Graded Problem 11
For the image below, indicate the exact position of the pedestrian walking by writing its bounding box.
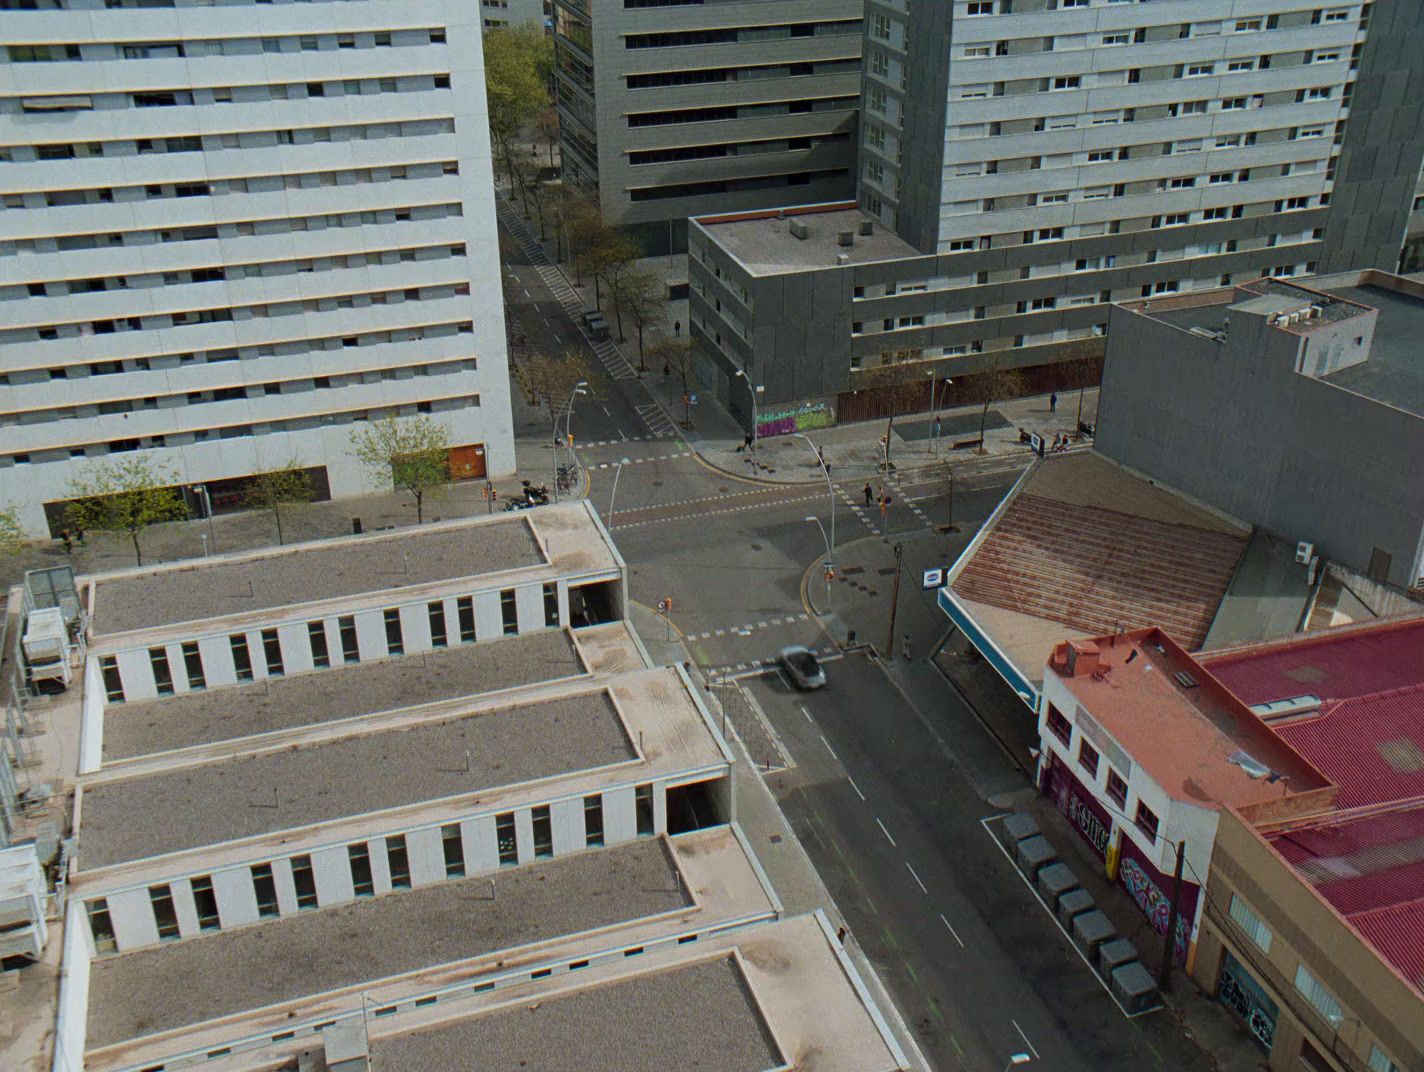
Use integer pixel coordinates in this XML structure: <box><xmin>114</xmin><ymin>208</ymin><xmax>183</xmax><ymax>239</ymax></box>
<box><xmin>863</xmin><ymin>483</ymin><xmax>873</xmax><ymax>507</ymax></box>
<box><xmin>901</xmin><ymin>634</ymin><xmax>913</xmax><ymax>661</ymax></box>
<box><xmin>75</xmin><ymin>527</ymin><xmax>86</xmax><ymax>545</ymax></box>
<box><xmin>1050</xmin><ymin>391</ymin><xmax>1058</xmax><ymax>413</ymax></box>
<box><xmin>836</xmin><ymin>926</ymin><xmax>847</xmax><ymax>944</ymax></box>
<box><xmin>673</xmin><ymin>320</ymin><xmax>682</xmax><ymax>337</ymax></box>
<box><xmin>60</xmin><ymin>529</ymin><xmax>73</xmax><ymax>554</ymax></box>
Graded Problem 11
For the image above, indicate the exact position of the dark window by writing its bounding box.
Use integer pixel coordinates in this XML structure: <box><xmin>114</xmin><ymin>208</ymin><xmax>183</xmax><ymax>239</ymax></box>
<box><xmin>1106</xmin><ymin>769</ymin><xmax>1128</xmax><ymax>808</ymax></box>
<box><xmin>291</xmin><ymin>855</ymin><xmax>318</xmax><ymax>909</ymax></box>
<box><xmin>229</xmin><ymin>634</ymin><xmax>253</xmax><ymax>681</ymax></box>
<box><xmin>496</xmin><ymin>812</ymin><xmax>518</xmax><ymax>865</ymax></box>
<box><xmin>1135</xmin><ymin>802</ymin><xmax>1159</xmax><ymax>842</ymax></box>
<box><xmin>441</xmin><ymin>823</ymin><xmax>465</xmax><ymax>878</ymax></box>
<box><xmin>149</xmin><ymin>646</ymin><xmax>174</xmax><ymax>696</ymax></box>
<box><xmin>100</xmin><ymin>655</ymin><xmax>125</xmax><ymax>703</ymax></box>
<box><xmin>261</xmin><ymin>628</ymin><xmax>284</xmax><ymax>676</ymax></box>
<box><xmin>251</xmin><ymin>864</ymin><xmax>279</xmax><ymax>917</ymax></box>
<box><xmin>181</xmin><ymin>640</ymin><xmax>205</xmax><ymax>690</ymax></box>
<box><xmin>339</xmin><ymin>615</ymin><xmax>360</xmax><ymax>663</ymax></box>
<box><xmin>386</xmin><ymin>835</ymin><xmax>411</xmax><ymax>889</ymax></box>
<box><xmin>191</xmin><ymin>875</ymin><xmax>220</xmax><ymax>931</ymax></box>
<box><xmin>149</xmin><ymin>885</ymin><xmax>180</xmax><ymax>939</ymax></box>
<box><xmin>1046</xmin><ymin>703</ymin><xmax>1071</xmax><ymax>744</ymax></box>
<box><xmin>457</xmin><ymin>596</ymin><xmax>476</xmax><ymax>642</ymax></box>
<box><xmin>307</xmin><ymin>621</ymin><xmax>330</xmax><ymax>668</ymax></box>
<box><xmin>383</xmin><ymin>608</ymin><xmax>404</xmax><ymax>655</ymax></box>
<box><xmin>543</xmin><ymin>582</ymin><xmax>559</xmax><ymax>627</ymax></box>
<box><xmin>532</xmin><ymin>805</ymin><xmax>553</xmax><ymax>858</ymax></box>
<box><xmin>1078</xmin><ymin>740</ymin><xmax>1100</xmax><ymax>778</ymax></box>
<box><xmin>584</xmin><ymin>794</ymin><xmax>604</xmax><ymax>847</ymax></box>
<box><xmin>348</xmin><ymin>843</ymin><xmax>375</xmax><ymax>896</ymax></box>
<box><xmin>500</xmin><ymin>589</ymin><xmax>518</xmax><ymax>635</ymax></box>
<box><xmin>428</xmin><ymin>601</ymin><xmax>448</xmax><ymax>648</ymax></box>
<box><xmin>87</xmin><ymin>898</ymin><xmax>117</xmax><ymax>953</ymax></box>
<box><xmin>635</xmin><ymin>784</ymin><xmax>655</xmax><ymax>836</ymax></box>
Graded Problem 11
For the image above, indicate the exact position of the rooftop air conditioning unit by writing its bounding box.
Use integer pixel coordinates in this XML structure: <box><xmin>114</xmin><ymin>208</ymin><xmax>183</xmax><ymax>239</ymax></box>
<box><xmin>1295</xmin><ymin>541</ymin><xmax>1314</xmax><ymax>564</ymax></box>
<box><xmin>836</xmin><ymin>253</ymin><xmax>851</xmax><ymax>265</ymax></box>
<box><xmin>789</xmin><ymin>219</ymin><xmax>810</xmax><ymax>240</ymax></box>
<box><xmin>837</xmin><ymin>230</ymin><xmax>855</xmax><ymax>247</ymax></box>
<box><xmin>858</xmin><ymin>219</ymin><xmax>874</xmax><ymax>236</ymax></box>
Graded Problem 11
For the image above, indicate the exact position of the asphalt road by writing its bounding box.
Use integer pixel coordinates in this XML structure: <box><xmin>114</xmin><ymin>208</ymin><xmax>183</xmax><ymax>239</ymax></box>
<box><xmin>744</xmin><ymin>656</ymin><xmax>1218</xmax><ymax>1072</ymax></box>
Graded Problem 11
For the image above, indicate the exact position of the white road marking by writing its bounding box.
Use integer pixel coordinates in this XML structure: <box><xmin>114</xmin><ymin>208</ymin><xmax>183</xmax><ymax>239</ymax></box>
<box><xmin>906</xmin><ymin>862</ymin><xmax>928</xmax><ymax>894</ymax></box>
<box><xmin>847</xmin><ymin>775</ymin><xmax>866</xmax><ymax>801</ymax></box>
<box><xmin>799</xmin><ymin>704</ymin><xmax>813</xmax><ymax>724</ymax></box>
<box><xmin>819</xmin><ymin>734</ymin><xmax>837</xmax><ymax>761</ymax></box>
<box><xmin>602</xmin><ymin>406</ymin><xmax>611</xmax><ymax>417</ymax></box>
<box><xmin>876</xmin><ymin>818</ymin><xmax>896</xmax><ymax>847</ymax></box>
<box><xmin>940</xmin><ymin>913</ymin><xmax>965</xmax><ymax>949</ymax></box>
<box><xmin>1012</xmin><ymin>1019</ymin><xmax>1040</xmax><ymax>1060</ymax></box>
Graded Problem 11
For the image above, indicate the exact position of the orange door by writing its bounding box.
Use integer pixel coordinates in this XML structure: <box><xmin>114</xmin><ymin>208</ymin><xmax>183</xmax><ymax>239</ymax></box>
<box><xmin>448</xmin><ymin>444</ymin><xmax>486</xmax><ymax>481</ymax></box>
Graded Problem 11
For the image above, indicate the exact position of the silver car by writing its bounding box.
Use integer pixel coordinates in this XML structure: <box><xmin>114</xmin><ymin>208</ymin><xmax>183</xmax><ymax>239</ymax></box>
<box><xmin>778</xmin><ymin>646</ymin><xmax>827</xmax><ymax>690</ymax></box>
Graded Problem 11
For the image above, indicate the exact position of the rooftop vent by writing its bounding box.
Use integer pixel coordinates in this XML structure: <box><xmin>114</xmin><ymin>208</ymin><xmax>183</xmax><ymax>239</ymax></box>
<box><xmin>1249</xmin><ymin>694</ymin><xmax>1322</xmax><ymax>722</ymax></box>
<box><xmin>789</xmin><ymin>219</ymin><xmax>810</xmax><ymax>240</ymax></box>
<box><xmin>837</xmin><ymin>230</ymin><xmax>855</xmax><ymax>247</ymax></box>
<box><xmin>1173</xmin><ymin>670</ymin><xmax>1199</xmax><ymax>689</ymax></box>
<box><xmin>836</xmin><ymin>253</ymin><xmax>850</xmax><ymax>266</ymax></box>
<box><xmin>1227</xmin><ymin>750</ymin><xmax>1271</xmax><ymax>779</ymax></box>
<box><xmin>858</xmin><ymin>219</ymin><xmax>874</xmax><ymax>236</ymax></box>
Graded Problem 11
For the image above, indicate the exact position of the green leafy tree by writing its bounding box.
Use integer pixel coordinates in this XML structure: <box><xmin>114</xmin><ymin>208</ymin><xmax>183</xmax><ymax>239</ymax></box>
<box><xmin>243</xmin><ymin>459</ymin><xmax>314</xmax><ymax>545</ymax></box>
<box><xmin>64</xmin><ymin>457</ymin><xmax>186</xmax><ymax>565</ymax></box>
<box><xmin>0</xmin><ymin>507</ymin><xmax>26</xmax><ymax>557</ymax></box>
<box><xmin>483</xmin><ymin>25</ymin><xmax>552</xmax><ymax>187</ymax></box>
<box><xmin>352</xmin><ymin>416</ymin><xmax>450</xmax><ymax>523</ymax></box>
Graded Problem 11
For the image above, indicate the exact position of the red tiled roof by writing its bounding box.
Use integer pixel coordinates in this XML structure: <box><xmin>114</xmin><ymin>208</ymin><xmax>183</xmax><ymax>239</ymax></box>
<box><xmin>1348</xmin><ymin>900</ymin><xmax>1424</xmax><ymax>993</ymax></box>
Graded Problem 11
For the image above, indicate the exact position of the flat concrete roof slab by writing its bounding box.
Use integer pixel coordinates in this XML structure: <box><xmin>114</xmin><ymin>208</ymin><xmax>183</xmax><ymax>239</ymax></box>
<box><xmin>698</xmin><ymin>207</ymin><xmax>920</xmax><ymax>276</ymax></box>
<box><xmin>86</xmin><ymin>838</ymin><xmax>689</xmax><ymax>1052</ymax></box>
<box><xmin>90</xmin><ymin>517</ymin><xmax>545</xmax><ymax>637</ymax></box>
<box><xmin>102</xmin><ymin>629</ymin><xmax>584</xmax><ymax>761</ymax></box>
<box><xmin>80</xmin><ymin>690</ymin><xmax>632</xmax><ymax>870</ymax></box>
<box><xmin>371</xmin><ymin>954</ymin><xmax>781</xmax><ymax>1072</ymax></box>
<box><xmin>1319</xmin><ymin>283</ymin><xmax>1424</xmax><ymax>416</ymax></box>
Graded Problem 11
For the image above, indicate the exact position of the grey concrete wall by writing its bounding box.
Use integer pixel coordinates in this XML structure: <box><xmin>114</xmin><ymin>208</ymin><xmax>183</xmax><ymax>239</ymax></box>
<box><xmin>1316</xmin><ymin>0</ymin><xmax>1424</xmax><ymax>274</ymax></box>
<box><xmin>1096</xmin><ymin>305</ymin><xmax>1423</xmax><ymax>589</ymax></box>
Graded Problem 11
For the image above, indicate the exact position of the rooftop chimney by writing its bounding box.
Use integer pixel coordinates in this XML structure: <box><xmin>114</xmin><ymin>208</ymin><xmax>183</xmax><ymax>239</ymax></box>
<box><xmin>858</xmin><ymin>219</ymin><xmax>874</xmax><ymax>236</ymax></box>
<box><xmin>837</xmin><ymin>230</ymin><xmax>855</xmax><ymax>247</ymax></box>
<box><xmin>1065</xmin><ymin>640</ymin><xmax>1101</xmax><ymax>677</ymax></box>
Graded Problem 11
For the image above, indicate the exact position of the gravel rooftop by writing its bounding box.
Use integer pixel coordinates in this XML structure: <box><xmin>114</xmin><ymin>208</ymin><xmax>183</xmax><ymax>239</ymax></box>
<box><xmin>102</xmin><ymin>629</ymin><xmax>583</xmax><ymax>760</ymax></box>
<box><xmin>371</xmin><ymin>954</ymin><xmax>782</xmax><ymax>1072</ymax></box>
<box><xmin>80</xmin><ymin>690</ymin><xmax>631</xmax><ymax>870</ymax></box>
<box><xmin>90</xmin><ymin>518</ymin><xmax>544</xmax><ymax>636</ymax></box>
<box><xmin>86</xmin><ymin>838</ymin><xmax>688</xmax><ymax>1051</ymax></box>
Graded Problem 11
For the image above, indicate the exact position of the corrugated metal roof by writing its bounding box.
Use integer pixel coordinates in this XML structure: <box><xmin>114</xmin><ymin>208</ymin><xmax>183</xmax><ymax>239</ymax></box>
<box><xmin>1345</xmin><ymin>900</ymin><xmax>1424</xmax><ymax>993</ymax></box>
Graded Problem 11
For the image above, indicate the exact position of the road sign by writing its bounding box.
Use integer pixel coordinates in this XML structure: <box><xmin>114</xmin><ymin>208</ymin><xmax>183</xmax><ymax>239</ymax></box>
<box><xmin>922</xmin><ymin>567</ymin><xmax>945</xmax><ymax>590</ymax></box>
<box><xmin>689</xmin><ymin>393</ymin><xmax>698</xmax><ymax>405</ymax></box>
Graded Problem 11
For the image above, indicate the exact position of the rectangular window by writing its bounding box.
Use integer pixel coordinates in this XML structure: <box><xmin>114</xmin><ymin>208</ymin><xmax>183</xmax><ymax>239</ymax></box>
<box><xmin>1369</xmin><ymin>1045</ymin><xmax>1401</xmax><ymax>1072</ymax></box>
<box><xmin>383</xmin><ymin>608</ymin><xmax>404</xmax><ymax>656</ymax></box>
<box><xmin>181</xmin><ymin>641</ymin><xmax>205</xmax><ymax>690</ymax></box>
<box><xmin>1135</xmin><ymin>801</ymin><xmax>1160</xmax><ymax>842</ymax></box>
<box><xmin>1051</xmin><ymin>76</ymin><xmax>1081</xmax><ymax>91</ymax></box>
<box><xmin>87</xmin><ymin>899</ymin><xmax>117</xmax><ymax>953</ymax></box>
<box><xmin>442</xmin><ymin>823</ymin><xmax>466</xmax><ymax>877</ymax></box>
<box><xmin>149</xmin><ymin>647</ymin><xmax>174</xmax><ymax>696</ymax></box>
<box><xmin>428</xmin><ymin>602</ymin><xmax>448</xmax><ymax>648</ymax></box>
<box><xmin>348</xmin><ymin>843</ymin><xmax>375</xmax><ymax>897</ymax></box>
<box><xmin>532</xmin><ymin>805</ymin><xmax>554</xmax><ymax>858</ymax></box>
<box><xmin>339</xmin><ymin>615</ymin><xmax>360</xmax><ymax>663</ymax></box>
<box><xmin>100</xmin><ymin>655</ymin><xmax>125</xmax><ymax>703</ymax></box>
<box><xmin>1078</xmin><ymin>741</ymin><xmax>1100</xmax><ymax>778</ymax></box>
<box><xmin>1229</xmin><ymin>894</ymin><xmax>1273</xmax><ymax>952</ymax></box>
<box><xmin>1106</xmin><ymin>769</ymin><xmax>1128</xmax><ymax>807</ymax></box>
<box><xmin>261</xmin><ymin>628</ymin><xmax>284</xmax><ymax>676</ymax></box>
<box><xmin>1294</xmin><ymin>964</ymin><xmax>1344</xmax><ymax>1025</ymax></box>
<box><xmin>229</xmin><ymin>634</ymin><xmax>254</xmax><ymax>682</ymax></box>
<box><xmin>635</xmin><ymin>784</ymin><xmax>655</xmax><ymax>837</ymax></box>
<box><xmin>543</xmin><ymin>583</ymin><xmax>559</xmax><ymax>628</ymax></box>
<box><xmin>584</xmin><ymin>794</ymin><xmax>605</xmax><ymax>847</ymax></box>
<box><xmin>149</xmin><ymin>885</ymin><xmax>180</xmax><ymax>940</ymax></box>
<box><xmin>386</xmin><ymin>835</ymin><xmax>411</xmax><ymax>889</ymax></box>
<box><xmin>190</xmin><ymin>875</ymin><xmax>221</xmax><ymax>931</ymax></box>
<box><xmin>306</xmin><ymin>621</ymin><xmax>330</xmax><ymax>668</ymax></box>
<box><xmin>496</xmin><ymin>812</ymin><xmax>518</xmax><ymax>865</ymax></box>
<box><xmin>1046</xmin><ymin>704</ymin><xmax>1071</xmax><ymax>744</ymax></box>
<box><xmin>251</xmin><ymin>864</ymin><xmax>279</xmax><ymax>918</ymax></box>
<box><xmin>457</xmin><ymin>596</ymin><xmax>476</xmax><ymax>643</ymax></box>
<box><xmin>291</xmin><ymin>854</ymin><xmax>318</xmax><ymax>909</ymax></box>
<box><xmin>500</xmin><ymin>589</ymin><xmax>518</xmax><ymax>635</ymax></box>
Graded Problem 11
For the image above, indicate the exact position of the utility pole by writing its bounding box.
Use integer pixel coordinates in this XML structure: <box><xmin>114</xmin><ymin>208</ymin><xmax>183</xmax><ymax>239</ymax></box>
<box><xmin>884</xmin><ymin>542</ymin><xmax>904</xmax><ymax>660</ymax></box>
<box><xmin>1158</xmin><ymin>839</ymin><xmax>1187</xmax><ymax>991</ymax></box>
<box><xmin>947</xmin><ymin>466</ymin><xmax>957</xmax><ymax>532</ymax></box>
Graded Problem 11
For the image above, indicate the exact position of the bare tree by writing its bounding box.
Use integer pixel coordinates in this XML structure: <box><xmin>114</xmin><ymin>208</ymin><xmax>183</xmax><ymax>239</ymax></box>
<box><xmin>651</xmin><ymin>338</ymin><xmax>696</xmax><ymax>426</ymax></box>
<box><xmin>523</xmin><ymin>350</ymin><xmax>599</xmax><ymax>440</ymax></box>
<box><xmin>612</xmin><ymin>265</ymin><xmax>663</xmax><ymax>365</ymax></box>
<box><xmin>534</xmin><ymin>106</ymin><xmax>560</xmax><ymax>169</ymax></box>
<box><xmin>974</xmin><ymin>365</ymin><xmax>1029</xmax><ymax>451</ymax></box>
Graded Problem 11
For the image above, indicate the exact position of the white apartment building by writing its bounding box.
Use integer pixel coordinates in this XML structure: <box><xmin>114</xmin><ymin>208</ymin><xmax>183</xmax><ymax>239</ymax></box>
<box><xmin>479</xmin><ymin>0</ymin><xmax>549</xmax><ymax>33</ymax></box>
<box><xmin>0</xmin><ymin>0</ymin><xmax>514</xmax><ymax>537</ymax></box>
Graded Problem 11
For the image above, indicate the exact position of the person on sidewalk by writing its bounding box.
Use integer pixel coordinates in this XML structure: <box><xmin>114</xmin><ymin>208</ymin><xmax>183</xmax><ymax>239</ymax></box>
<box><xmin>901</xmin><ymin>634</ymin><xmax>913</xmax><ymax>662</ymax></box>
<box><xmin>863</xmin><ymin>483</ymin><xmax>873</xmax><ymax>507</ymax></box>
<box><xmin>1050</xmin><ymin>391</ymin><xmax>1058</xmax><ymax>413</ymax></box>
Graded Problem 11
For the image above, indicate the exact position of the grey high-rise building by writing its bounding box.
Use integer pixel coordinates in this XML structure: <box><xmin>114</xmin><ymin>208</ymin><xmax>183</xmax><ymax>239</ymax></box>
<box><xmin>688</xmin><ymin>0</ymin><xmax>1424</xmax><ymax>427</ymax></box>
<box><xmin>552</xmin><ymin>0</ymin><xmax>863</xmax><ymax>255</ymax></box>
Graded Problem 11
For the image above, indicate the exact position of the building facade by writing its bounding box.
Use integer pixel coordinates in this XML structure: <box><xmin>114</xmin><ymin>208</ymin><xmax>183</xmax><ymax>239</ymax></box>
<box><xmin>480</xmin><ymin>0</ymin><xmax>550</xmax><ymax>33</ymax></box>
<box><xmin>552</xmin><ymin>0</ymin><xmax>862</xmax><ymax>255</ymax></box>
<box><xmin>690</xmin><ymin>0</ymin><xmax>1424</xmax><ymax>425</ymax></box>
<box><xmin>0</xmin><ymin>0</ymin><xmax>514</xmax><ymax>537</ymax></box>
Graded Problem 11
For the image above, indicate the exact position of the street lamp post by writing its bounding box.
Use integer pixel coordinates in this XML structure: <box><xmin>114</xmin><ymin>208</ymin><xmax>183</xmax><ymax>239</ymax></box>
<box><xmin>795</xmin><ymin>433</ymin><xmax>835</xmax><ymax>566</ymax></box>
<box><xmin>555</xmin><ymin>380</ymin><xmax>588</xmax><ymax>502</ymax></box>
<box><xmin>734</xmin><ymin>369</ymin><xmax>762</xmax><ymax>471</ymax></box>
<box><xmin>930</xmin><ymin>374</ymin><xmax>954</xmax><ymax>456</ymax></box>
<box><xmin>803</xmin><ymin>516</ymin><xmax>833</xmax><ymax>611</ymax></box>
<box><xmin>607</xmin><ymin>457</ymin><xmax>631</xmax><ymax>527</ymax></box>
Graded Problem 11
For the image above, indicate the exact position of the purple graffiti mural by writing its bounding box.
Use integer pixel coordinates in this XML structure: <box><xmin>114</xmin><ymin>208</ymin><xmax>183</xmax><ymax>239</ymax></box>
<box><xmin>1117</xmin><ymin>838</ymin><xmax>1199</xmax><ymax>965</ymax></box>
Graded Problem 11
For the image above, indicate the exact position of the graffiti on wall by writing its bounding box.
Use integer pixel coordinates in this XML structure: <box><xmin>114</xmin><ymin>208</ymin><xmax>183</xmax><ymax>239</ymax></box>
<box><xmin>755</xmin><ymin>402</ymin><xmax>833</xmax><ymax>439</ymax></box>
<box><xmin>1120</xmin><ymin>856</ymin><xmax>1193</xmax><ymax>965</ymax></box>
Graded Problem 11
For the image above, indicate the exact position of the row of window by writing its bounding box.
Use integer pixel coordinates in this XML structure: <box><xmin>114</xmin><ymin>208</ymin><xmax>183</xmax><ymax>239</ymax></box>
<box><xmin>99</xmin><ymin>587</ymin><xmax>557</xmax><ymax>703</ymax></box>
<box><xmin>11</xmin><ymin>74</ymin><xmax>450</xmax><ymax>115</ymax></box>
<box><xmin>7</xmin><ymin>28</ymin><xmax>445</xmax><ymax>64</ymax></box>
<box><xmin>85</xmin><ymin>788</ymin><xmax>656</xmax><ymax>954</ymax></box>
<box><xmin>624</xmin><ymin>57</ymin><xmax>858</xmax><ymax>90</ymax></box>
<box><xmin>1046</xmin><ymin>703</ymin><xmax>1160</xmax><ymax>841</ymax></box>
<box><xmin>963</xmin><ymin>0</ymin><xmax>1351</xmax><ymax>18</ymax></box>
<box><xmin>958</xmin><ymin>20</ymin><xmax>1353</xmax><ymax>57</ymax></box>
<box><xmin>625</xmin><ymin>20</ymin><xmax>860</xmax><ymax>49</ymax></box>
<box><xmin>625</xmin><ymin>94</ymin><xmax>858</xmax><ymax>128</ymax></box>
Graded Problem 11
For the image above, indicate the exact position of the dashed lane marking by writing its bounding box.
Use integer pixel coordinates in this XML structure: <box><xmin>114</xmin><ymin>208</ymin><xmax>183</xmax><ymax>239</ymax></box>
<box><xmin>940</xmin><ymin>913</ymin><xmax>966</xmax><ymax>949</ymax></box>
<box><xmin>876</xmin><ymin>818</ymin><xmax>897</xmax><ymax>848</ymax></box>
<box><xmin>685</xmin><ymin>613</ymin><xmax>810</xmax><ymax>641</ymax></box>
<box><xmin>906</xmin><ymin>862</ymin><xmax>928</xmax><ymax>894</ymax></box>
<box><xmin>590</xmin><ymin>452</ymin><xmax>691</xmax><ymax>469</ymax></box>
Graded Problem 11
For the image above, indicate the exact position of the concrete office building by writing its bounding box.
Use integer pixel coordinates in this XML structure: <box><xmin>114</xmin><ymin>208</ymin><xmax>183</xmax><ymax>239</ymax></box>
<box><xmin>552</xmin><ymin>0</ymin><xmax>863</xmax><ymax>255</ymax></box>
<box><xmin>1096</xmin><ymin>271</ymin><xmax>1424</xmax><ymax>592</ymax></box>
<box><xmin>0</xmin><ymin>0</ymin><xmax>514</xmax><ymax>537</ymax></box>
<box><xmin>690</xmin><ymin>0</ymin><xmax>1404</xmax><ymax>426</ymax></box>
